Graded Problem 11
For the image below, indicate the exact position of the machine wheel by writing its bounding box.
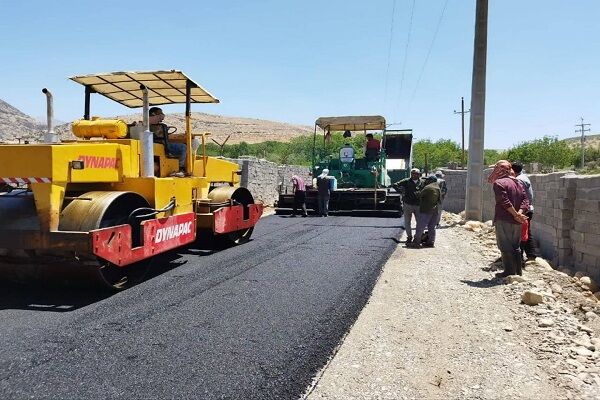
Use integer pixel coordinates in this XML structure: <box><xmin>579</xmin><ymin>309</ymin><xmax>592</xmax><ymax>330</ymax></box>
<box><xmin>208</xmin><ymin>186</ymin><xmax>256</xmax><ymax>246</ymax></box>
<box><xmin>59</xmin><ymin>191</ymin><xmax>153</xmax><ymax>290</ymax></box>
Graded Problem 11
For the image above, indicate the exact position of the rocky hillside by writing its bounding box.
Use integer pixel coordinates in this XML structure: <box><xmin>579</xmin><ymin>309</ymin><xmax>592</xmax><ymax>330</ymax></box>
<box><xmin>564</xmin><ymin>134</ymin><xmax>600</xmax><ymax>149</ymax></box>
<box><xmin>0</xmin><ymin>99</ymin><xmax>44</xmax><ymax>143</ymax></box>
<box><xmin>0</xmin><ymin>97</ymin><xmax>313</xmax><ymax>144</ymax></box>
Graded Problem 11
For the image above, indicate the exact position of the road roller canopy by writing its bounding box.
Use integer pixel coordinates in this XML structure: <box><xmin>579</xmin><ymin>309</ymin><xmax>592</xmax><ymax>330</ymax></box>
<box><xmin>315</xmin><ymin>116</ymin><xmax>386</xmax><ymax>132</ymax></box>
<box><xmin>70</xmin><ymin>70</ymin><xmax>220</xmax><ymax>108</ymax></box>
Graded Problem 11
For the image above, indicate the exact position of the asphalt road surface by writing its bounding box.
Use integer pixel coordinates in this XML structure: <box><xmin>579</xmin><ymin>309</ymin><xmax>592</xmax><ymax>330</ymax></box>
<box><xmin>0</xmin><ymin>215</ymin><xmax>403</xmax><ymax>399</ymax></box>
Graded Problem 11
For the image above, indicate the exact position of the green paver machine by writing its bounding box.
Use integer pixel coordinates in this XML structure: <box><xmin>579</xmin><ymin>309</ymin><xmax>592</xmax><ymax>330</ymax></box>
<box><xmin>277</xmin><ymin>115</ymin><xmax>413</xmax><ymax>216</ymax></box>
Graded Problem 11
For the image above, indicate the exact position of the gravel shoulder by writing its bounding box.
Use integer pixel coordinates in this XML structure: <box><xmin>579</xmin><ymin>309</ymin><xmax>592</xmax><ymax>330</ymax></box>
<box><xmin>306</xmin><ymin>215</ymin><xmax>581</xmax><ymax>400</ymax></box>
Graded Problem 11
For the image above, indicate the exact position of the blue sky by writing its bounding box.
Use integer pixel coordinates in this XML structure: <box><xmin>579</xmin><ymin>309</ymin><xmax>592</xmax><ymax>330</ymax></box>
<box><xmin>1</xmin><ymin>0</ymin><xmax>598</xmax><ymax>149</ymax></box>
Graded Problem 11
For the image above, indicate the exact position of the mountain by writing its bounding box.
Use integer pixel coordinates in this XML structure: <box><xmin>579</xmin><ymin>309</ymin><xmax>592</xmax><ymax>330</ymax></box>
<box><xmin>0</xmin><ymin>98</ymin><xmax>314</xmax><ymax>144</ymax></box>
<box><xmin>0</xmin><ymin>99</ymin><xmax>44</xmax><ymax>143</ymax></box>
<box><xmin>55</xmin><ymin>112</ymin><xmax>313</xmax><ymax>144</ymax></box>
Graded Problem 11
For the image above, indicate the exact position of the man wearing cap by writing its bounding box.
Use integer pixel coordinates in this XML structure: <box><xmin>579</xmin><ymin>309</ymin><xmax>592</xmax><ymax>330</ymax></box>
<box><xmin>393</xmin><ymin>168</ymin><xmax>423</xmax><ymax>243</ymax></box>
<box><xmin>410</xmin><ymin>175</ymin><xmax>442</xmax><ymax>248</ymax></box>
<box><xmin>434</xmin><ymin>170</ymin><xmax>448</xmax><ymax>227</ymax></box>
<box><xmin>316</xmin><ymin>169</ymin><xmax>332</xmax><ymax>217</ymax></box>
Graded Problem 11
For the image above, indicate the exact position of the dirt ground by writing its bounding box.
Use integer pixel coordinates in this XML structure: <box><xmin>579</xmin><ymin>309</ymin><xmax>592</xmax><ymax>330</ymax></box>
<box><xmin>305</xmin><ymin>213</ymin><xmax>600</xmax><ymax>400</ymax></box>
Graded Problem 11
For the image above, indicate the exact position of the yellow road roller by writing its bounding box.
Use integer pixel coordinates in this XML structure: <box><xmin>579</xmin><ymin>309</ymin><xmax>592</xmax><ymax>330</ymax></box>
<box><xmin>0</xmin><ymin>70</ymin><xmax>263</xmax><ymax>290</ymax></box>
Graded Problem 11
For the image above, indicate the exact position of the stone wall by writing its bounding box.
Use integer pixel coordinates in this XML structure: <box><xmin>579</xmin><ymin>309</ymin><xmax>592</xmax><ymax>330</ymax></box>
<box><xmin>231</xmin><ymin>157</ymin><xmax>311</xmax><ymax>206</ymax></box>
<box><xmin>445</xmin><ymin>168</ymin><xmax>600</xmax><ymax>281</ymax></box>
<box><xmin>277</xmin><ymin>164</ymin><xmax>312</xmax><ymax>196</ymax></box>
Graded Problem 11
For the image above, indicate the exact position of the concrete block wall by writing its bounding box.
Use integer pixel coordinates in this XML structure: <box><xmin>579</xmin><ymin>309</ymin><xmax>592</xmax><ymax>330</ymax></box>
<box><xmin>527</xmin><ymin>172</ymin><xmax>576</xmax><ymax>267</ymax></box>
<box><xmin>482</xmin><ymin>168</ymin><xmax>494</xmax><ymax>221</ymax></box>
<box><xmin>570</xmin><ymin>175</ymin><xmax>600</xmax><ymax>279</ymax></box>
<box><xmin>446</xmin><ymin>168</ymin><xmax>600</xmax><ymax>281</ymax></box>
<box><xmin>440</xmin><ymin>169</ymin><xmax>467</xmax><ymax>213</ymax></box>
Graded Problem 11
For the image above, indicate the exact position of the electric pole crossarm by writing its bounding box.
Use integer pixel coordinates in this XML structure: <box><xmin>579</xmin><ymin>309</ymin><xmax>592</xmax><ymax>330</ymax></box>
<box><xmin>575</xmin><ymin>118</ymin><xmax>591</xmax><ymax>169</ymax></box>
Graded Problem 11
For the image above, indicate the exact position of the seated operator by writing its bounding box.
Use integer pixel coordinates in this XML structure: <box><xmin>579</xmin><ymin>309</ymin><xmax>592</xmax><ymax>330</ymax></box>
<box><xmin>149</xmin><ymin>106</ymin><xmax>187</xmax><ymax>172</ymax></box>
<box><xmin>365</xmin><ymin>133</ymin><xmax>381</xmax><ymax>162</ymax></box>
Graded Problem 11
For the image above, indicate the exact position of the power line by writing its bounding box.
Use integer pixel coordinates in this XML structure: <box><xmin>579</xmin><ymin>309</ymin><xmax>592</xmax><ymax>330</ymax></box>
<box><xmin>395</xmin><ymin>0</ymin><xmax>416</xmax><ymax>118</ymax></box>
<box><xmin>383</xmin><ymin>0</ymin><xmax>397</xmax><ymax>108</ymax></box>
<box><xmin>575</xmin><ymin>117</ymin><xmax>591</xmax><ymax>169</ymax></box>
<box><xmin>408</xmin><ymin>0</ymin><xmax>450</xmax><ymax>106</ymax></box>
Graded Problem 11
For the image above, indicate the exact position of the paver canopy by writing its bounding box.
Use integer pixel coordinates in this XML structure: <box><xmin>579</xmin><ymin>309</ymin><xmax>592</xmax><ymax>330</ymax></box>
<box><xmin>315</xmin><ymin>116</ymin><xmax>386</xmax><ymax>132</ymax></box>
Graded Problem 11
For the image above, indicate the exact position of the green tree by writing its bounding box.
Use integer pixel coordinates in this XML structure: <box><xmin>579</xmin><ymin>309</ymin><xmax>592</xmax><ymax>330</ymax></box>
<box><xmin>484</xmin><ymin>149</ymin><xmax>508</xmax><ymax>166</ymax></box>
<box><xmin>506</xmin><ymin>136</ymin><xmax>577</xmax><ymax>168</ymax></box>
<box><xmin>411</xmin><ymin>139</ymin><xmax>461</xmax><ymax>172</ymax></box>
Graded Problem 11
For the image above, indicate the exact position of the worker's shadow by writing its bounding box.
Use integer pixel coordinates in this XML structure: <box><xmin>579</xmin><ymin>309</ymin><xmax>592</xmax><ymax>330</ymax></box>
<box><xmin>460</xmin><ymin>278</ymin><xmax>504</xmax><ymax>288</ymax></box>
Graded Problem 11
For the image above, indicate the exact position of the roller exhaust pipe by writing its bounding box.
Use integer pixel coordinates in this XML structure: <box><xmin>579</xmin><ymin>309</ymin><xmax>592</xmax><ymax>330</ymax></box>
<box><xmin>140</xmin><ymin>85</ymin><xmax>154</xmax><ymax>177</ymax></box>
<box><xmin>41</xmin><ymin>88</ymin><xmax>59</xmax><ymax>143</ymax></box>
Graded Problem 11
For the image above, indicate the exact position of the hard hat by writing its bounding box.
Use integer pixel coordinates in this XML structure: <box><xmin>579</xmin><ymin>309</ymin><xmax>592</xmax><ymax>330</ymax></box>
<box><xmin>410</xmin><ymin>168</ymin><xmax>421</xmax><ymax>174</ymax></box>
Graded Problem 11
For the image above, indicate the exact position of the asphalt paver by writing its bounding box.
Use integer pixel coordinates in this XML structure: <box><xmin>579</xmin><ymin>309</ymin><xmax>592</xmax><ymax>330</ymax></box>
<box><xmin>0</xmin><ymin>215</ymin><xmax>402</xmax><ymax>399</ymax></box>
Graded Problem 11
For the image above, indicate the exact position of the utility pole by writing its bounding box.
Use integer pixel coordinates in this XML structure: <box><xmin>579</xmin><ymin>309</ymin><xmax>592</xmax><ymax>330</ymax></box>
<box><xmin>454</xmin><ymin>97</ymin><xmax>470</xmax><ymax>169</ymax></box>
<box><xmin>575</xmin><ymin>117</ymin><xmax>591</xmax><ymax>169</ymax></box>
<box><xmin>465</xmin><ymin>0</ymin><xmax>488</xmax><ymax>221</ymax></box>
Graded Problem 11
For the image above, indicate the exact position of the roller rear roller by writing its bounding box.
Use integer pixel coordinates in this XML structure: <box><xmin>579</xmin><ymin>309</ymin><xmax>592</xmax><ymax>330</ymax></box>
<box><xmin>0</xmin><ymin>191</ymin><xmax>153</xmax><ymax>291</ymax></box>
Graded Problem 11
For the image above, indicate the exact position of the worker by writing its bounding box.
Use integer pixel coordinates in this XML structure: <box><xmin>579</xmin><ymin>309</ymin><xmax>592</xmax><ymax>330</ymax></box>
<box><xmin>291</xmin><ymin>175</ymin><xmax>308</xmax><ymax>217</ymax></box>
<box><xmin>489</xmin><ymin>160</ymin><xmax>529</xmax><ymax>277</ymax></box>
<box><xmin>512</xmin><ymin>162</ymin><xmax>537</xmax><ymax>261</ymax></box>
<box><xmin>149</xmin><ymin>107</ymin><xmax>187</xmax><ymax>173</ymax></box>
<box><xmin>434</xmin><ymin>170</ymin><xmax>447</xmax><ymax>227</ymax></box>
<box><xmin>409</xmin><ymin>175</ymin><xmax>441</xmax><ymax>248</ymax></box>
<box><xmin>393</xmin><ymin>168</ymin><xmax>423</xmax><ymax>243</ymax></box>
<box><xmin>316</xmin><ymin>169</ymin><xmax>331</xmax><ymax>217</ymax></box>
<box><xmin>365</xmin><ymin>133</ymin><xmax>380</xmax><ymax>161</ymax></box>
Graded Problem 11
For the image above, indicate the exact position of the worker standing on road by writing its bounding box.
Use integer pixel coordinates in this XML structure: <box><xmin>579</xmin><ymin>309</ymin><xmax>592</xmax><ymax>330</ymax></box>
<box><xmin>409</xmin><ymin>175</ymin><xmax>441</xmax><ymax>248</ymax></box>
<box><xmin>489</xmin><ymin>160</ymin><xmax>529</xmax><ymax>277</ymax></box>
<box><xmin>393</xmin><ymin>168</ymin><xmax>423</xmax><ymax>243</ymax></box>
<box><xmin>512</xmin><ymin>162</ymin><xmax>538</xmax><ymax>261</ymax></box>
<box><xmin>291</xmin><ymin>175</ymin><xmax>308</xmax><ymax>218</ymax></box>
<box><xmin>316</xmin><ymin>169</ymin><xmax>331</xmax><ymax>217</ymax></box>
<box><xmin>434</xmin><ymin>170</ymin><xmax>447</xmax><ymax>227</ymax></box>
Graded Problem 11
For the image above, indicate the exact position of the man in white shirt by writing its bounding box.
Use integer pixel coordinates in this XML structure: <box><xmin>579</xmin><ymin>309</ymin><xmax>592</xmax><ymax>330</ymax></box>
<box><xmin>512</xmin><ymin>162</ymin><xmax>537</xmax><ymax>260</ymax></box>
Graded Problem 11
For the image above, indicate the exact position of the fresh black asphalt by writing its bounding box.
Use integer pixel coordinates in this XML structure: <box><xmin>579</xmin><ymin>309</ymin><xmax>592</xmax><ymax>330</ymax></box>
<box><xmin>0</xmin><ymin>215</ymin><xmax>403</xmax><ymax>399</ymax></box>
